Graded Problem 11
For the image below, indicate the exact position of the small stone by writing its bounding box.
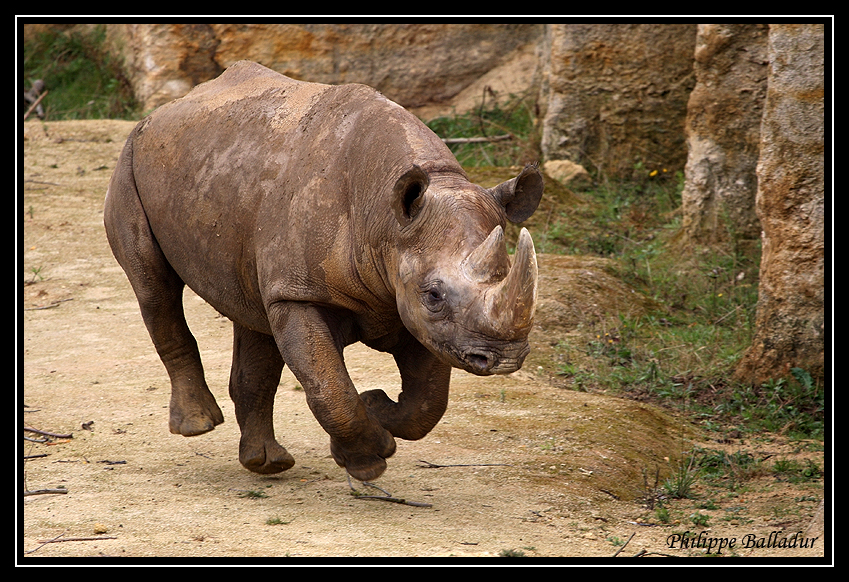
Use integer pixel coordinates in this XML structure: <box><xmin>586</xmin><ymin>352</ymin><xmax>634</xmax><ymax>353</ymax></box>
<box><xmin>543</xmin><ymin>159</ymin><xmax>592</xmax><ymax>189</ymax></box>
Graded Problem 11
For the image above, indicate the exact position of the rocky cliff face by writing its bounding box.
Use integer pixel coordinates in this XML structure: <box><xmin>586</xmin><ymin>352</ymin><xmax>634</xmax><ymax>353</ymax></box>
<box><xmin>104</xmin><ymin>23</ymin><xmax>544</xmax><ymax>113</ymax></box>
<box><xmin>680</xmin><ymin>24</ymin><xmax>769</xmax><ymax>245</ymax></box>
<box><xmin>734</xmin><ymin>23</ymin><xmax>825</xmax><ymax>383</ymax></box>
<box><xmin>539</xmin><ymin>23</ymin><xmax>697</xmax><ymax>179</ymax></box>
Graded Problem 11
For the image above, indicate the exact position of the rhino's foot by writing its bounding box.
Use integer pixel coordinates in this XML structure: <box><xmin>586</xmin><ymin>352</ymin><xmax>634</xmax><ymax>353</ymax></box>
<box><xmin>360</xmin><ymin>389</ymin><xmax>437</xmax><ymax>441</ymax></box>
<box><xmin>239</xmin><ymin>439</ymin><xmax>296</xmax><ymax>474</ymax></box>
<box><xmin>359</xmin><ymin>389</ymin><xmax>395</xmax><ymax>422</ymax></box>
<box><xmin>169</xmin><ymin>393</ymin><xmax>225</xmax><ymax>436</ymax></box>
<box><xmin>329</xmin><ymin>430</ymin><xmax>396</xmax><ymax>482</ymax></box>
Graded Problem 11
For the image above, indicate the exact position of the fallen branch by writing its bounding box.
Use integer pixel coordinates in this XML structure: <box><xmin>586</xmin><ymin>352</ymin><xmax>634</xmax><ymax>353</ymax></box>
<box><xmin>24</xmin><ymin>488</ymin><xmax>68</xmax><ymax>497</ymax></box>
<box><xmin>23</xmin><ymin>89</ymin><xmax>48</xmax><ymax>121</ymax></box>
<box><xmin>25</xmin><ymin>530</ymin><xmax>68</xmax><ymax>554</ymax></box>
<box><xmin>37</xmin><ymin>536</ymin><xmax>117</xmax><ymax>544</ymax></box>
<box><xmin>24</xmin><ymin>298</ymin><xmax>74</xmax><ymax>311</ymax></box>
<box><xmin>441</xmin><ymin>134</ymin><xmax>512</xmax><ymax>144</ymax></box>
<box><xmin>347</xmin><ymin>477</ymin><xmax>432</xmax><ymax>508</ymax></box>
<box><xmin>612</xmin><ymin>532</ymin><xmax>636</xmax><ymax>557</ymax></box>
<box><xmin>417</xmin><ymin>459</ymin><xmax>512</xmax><ymax>469</ymax></box>
<box><xmin>24</xmin><ymin>179</ymin><xmax>62</xmax><ymax>187</ymax></box>
<box><xmin>351</xmin><ymin>494</ymin><xmax>433</xmax><ymax>508</ymax></box>
<box><xmin>24</xmin><ymin>426</ymin><xmax>73</xmax><ymax>439</ymax></box>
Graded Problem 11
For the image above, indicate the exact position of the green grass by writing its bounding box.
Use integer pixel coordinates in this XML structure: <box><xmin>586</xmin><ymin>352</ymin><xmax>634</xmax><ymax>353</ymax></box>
<box><xmin>498</xmin><ymin>548</ymin><xmax>526</xmax><ymax>557</ymax></box>
<box><xmin>22</xmin><ymin>24</ymin><xmax>139</xmax><ymax>120</ymax></box>
<box><xmin>265</xmin><ymin>516</ymin><xmax>293</xmax><ymax>525</ymax></box>
<box><xmin>426</xmin><ymin>97</ymin><xmax>823</xmax><ymax>446</ymax></box>
<box><xmin>234</xmin><ymin>488</ymin><xmax>270</xmax><ymax>499</ymax></box>
<box><xmin>772</xmin><ymin>458</ymin><xmax>823</xmax><ymax>484</ymax></box>
<box><xmin>426</xmin><ymin>90</ymin><xmax>540</xmax><ymax>167</ymax></box>
<box><xmin>719</xmin><ymin>368</ymin><xmax>824</xmax><ymax>440</ymax></box>
<box><xmin>663</xmin><ymin>455</ymin><xmax>699</xmax><ymax>499</ymax></box>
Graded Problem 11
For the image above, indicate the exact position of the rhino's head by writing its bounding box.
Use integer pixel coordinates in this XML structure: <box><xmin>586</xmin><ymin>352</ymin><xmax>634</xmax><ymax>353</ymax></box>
<box><xmin>391</xmin><ymin>163</ymin><xmax>543</xmax><ymax>375</ymax></box>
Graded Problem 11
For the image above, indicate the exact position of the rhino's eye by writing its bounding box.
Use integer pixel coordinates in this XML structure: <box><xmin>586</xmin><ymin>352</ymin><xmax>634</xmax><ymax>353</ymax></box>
<box><xmin>421</xmin><ymin>284</ymin><xmax>446</xmax><ymax>312</ymax></box>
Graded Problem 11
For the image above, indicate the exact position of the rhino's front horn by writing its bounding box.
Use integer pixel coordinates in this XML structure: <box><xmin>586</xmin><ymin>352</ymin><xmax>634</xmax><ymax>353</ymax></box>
<box><xmin>485</xmin><ymin>227</ymin><xmax>538</xmax><ymax>336</ymax></box>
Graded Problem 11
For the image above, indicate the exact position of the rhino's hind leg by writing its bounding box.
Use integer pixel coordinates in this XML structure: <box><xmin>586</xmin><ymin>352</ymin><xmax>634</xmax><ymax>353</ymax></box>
<box><xmin>104</xmin><ymin>159</ymin><xmax>224</xmax><ymax>437</ymax></box>
<box><xmin>121</xmin><ymin>254</ymin><xmax>224</xmax><ymax>438</ymax></box>
<box><xmin>229</xmin><ymin>323</ymin><xmax>295</xmax><ymax>474</ymax></box>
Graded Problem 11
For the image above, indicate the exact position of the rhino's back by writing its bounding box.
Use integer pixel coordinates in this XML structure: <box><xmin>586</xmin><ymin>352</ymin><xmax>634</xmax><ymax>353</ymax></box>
<box><xmin>132</xmin><ymin>60</ymin><xmax>455</xmax><ymax>223</ymax></box>
<box><xmin>124</xmin><ymin>61</ymin><xmax>457</xmax><ymax>330</ymax></box>
<box><xmin>159</xmin><ymin>60</ymin><xmax>335</xmax><ymax>136</ymax></box>
<box><xmin>125</xmin><ymin>62</ymin><xmax>345</xmax><ymax>327</ymax></box>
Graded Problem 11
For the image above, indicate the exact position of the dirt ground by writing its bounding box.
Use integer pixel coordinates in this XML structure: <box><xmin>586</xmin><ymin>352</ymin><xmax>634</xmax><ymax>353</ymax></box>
<box><xmin>20</xmin><ymin>120</ymin><xmax>827</xmax><ymax>562</ymax></box>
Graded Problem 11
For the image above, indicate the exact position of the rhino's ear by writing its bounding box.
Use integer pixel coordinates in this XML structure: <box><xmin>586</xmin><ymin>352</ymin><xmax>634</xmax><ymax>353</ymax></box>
<box><xmin>489</xmin><ymin>162</ymin><xmax>544</xmax><ymax>224</ymax></box>
<box><xmin>392</xmin><ymin>165</ymin><xmax>430</xmax><ymax>227</ymax></box>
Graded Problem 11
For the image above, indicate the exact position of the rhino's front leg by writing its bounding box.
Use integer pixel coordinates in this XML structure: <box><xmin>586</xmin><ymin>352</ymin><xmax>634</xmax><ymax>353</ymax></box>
<box><xmin>360</xmin><ymin>329</ymin><xmax>452</xmax><ymax>440</ymax></box>
<box><xmin>266</xmin><ymin>302</ymin><xmax>396</xmax><ymax>481</ymax></box>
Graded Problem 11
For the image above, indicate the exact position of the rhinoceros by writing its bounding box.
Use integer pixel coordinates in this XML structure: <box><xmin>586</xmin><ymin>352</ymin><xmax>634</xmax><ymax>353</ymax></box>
<box><xmin>104</xmin><ymin>60</ymin><xmax>543</xmax><ymax>481</ymax></box>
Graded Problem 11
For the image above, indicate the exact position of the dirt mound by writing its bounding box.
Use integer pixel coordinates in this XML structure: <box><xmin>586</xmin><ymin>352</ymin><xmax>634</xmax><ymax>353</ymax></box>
<box><xmin>20</xmin><ymin>120</ymin><xmax>824</xmax><ymax>560</ymax></box>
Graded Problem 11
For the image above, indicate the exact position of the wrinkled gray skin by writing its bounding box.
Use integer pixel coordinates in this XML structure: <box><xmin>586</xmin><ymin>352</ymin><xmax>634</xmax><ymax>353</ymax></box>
<box><xmin>104</xmin><ymin>61</ymin><xmax>543</xmax><ymax>481</ymax></box>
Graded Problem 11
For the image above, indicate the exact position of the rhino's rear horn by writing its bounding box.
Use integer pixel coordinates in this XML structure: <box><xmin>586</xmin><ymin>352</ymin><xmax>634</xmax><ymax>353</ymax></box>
<box><xmin>392</xmin><ymin>165</ymin><xmax>429</xmax><ymax>227</ymax></box>
<box><xmin>462</xmin><ymin>225</ymin><xmax>511</xmax><ymax>284</ymax></box>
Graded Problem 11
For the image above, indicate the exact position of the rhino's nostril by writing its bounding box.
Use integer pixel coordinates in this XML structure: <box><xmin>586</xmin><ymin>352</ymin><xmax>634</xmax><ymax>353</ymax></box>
<box><xmin>465</xmin><ymin>352</ymin><xmax>491</xmax><ymax>372</ymax></box>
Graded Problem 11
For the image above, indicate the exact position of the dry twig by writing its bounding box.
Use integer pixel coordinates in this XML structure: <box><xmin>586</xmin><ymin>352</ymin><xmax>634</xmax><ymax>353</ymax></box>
<box><xmin>441</xmin><ymin>134</ymin><xmax>512</xmax><ymax>145</ymax></box>
<box><xmin>24</xmin><ymin>488</ymin><xmax>68</xmax><ymax>497</ymax></box>
<box><xmin>417</xmin><ymin>459</ymin><xmax>512</xmax><ymax>468</ymax></box>
<box><xmin>347</xmin><ymin>477</ymin><xmax>433</xmax><ymax>508</ymax></box>
<box><xmin>24</xmin><ymin>298</ymin><xmax>74</xmax><ymax>311</ymax></box>
<box><xmin>351</xmin><ymin>494</ymin><xmax>432</xmax><ymax>507</ymax></box>
<box><xmin>25</xmin><ymin>529</ymin><xmax>68</xmax><ymax>554</ymax></box>
<box><xmin>23</xmin><ymin>90</ymin><xmax>48</xmax><ymax>121</ymax></box>
<box><xmin>37</xmin><ymin>536</ymin><xmax>117</xmax><ymax>543</ymax></box>
<box><xmin>24</xmin><ymin>426</ymin><xmax>73</xmax><ymax>439</ymax></box>
<box><xmin>612</xmin><ymin>532</ymin><xmax>636</xmax><ymax>557</ymax></box>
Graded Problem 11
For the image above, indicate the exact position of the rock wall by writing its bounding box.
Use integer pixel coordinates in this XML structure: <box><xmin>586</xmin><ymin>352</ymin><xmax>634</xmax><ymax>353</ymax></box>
<box><xmin>680</xmin><ymin>24</ymin><xmax>769</xmax><ymax>245</ymax></box>
<box><xmin>734</xmin><ymin>23</ymin><xmax>825</xmax><ymax>383</ymax></box>
<box><xmin>103</xmin><ymin>23</ymin><xmax>543</xmax><ymax>113</ymax></box>
<box><xmin>539</xmin><ymin>23</ymin><xmax>697</xmax><ymax>179</ymax></box>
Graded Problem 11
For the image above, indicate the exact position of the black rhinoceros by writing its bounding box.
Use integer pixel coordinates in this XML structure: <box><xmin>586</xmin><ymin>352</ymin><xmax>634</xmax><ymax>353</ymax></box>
<box><xmin>104</xmin><ymin>60</ymin><xmax>543</xmax><ymax>481</ymax></box>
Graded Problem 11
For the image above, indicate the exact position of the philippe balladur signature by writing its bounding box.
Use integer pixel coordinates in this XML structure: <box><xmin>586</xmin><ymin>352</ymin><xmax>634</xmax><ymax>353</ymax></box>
<box><xmin>666</xmin><ymin>530</ymin><xmax>820</xmax><ymax>555</ymax></box>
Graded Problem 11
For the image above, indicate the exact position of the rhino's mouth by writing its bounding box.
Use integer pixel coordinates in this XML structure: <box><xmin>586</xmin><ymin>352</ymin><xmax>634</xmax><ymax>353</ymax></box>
<box><xmin>441</xmin><ymin>342</ymin><xmax>530</xmax><ymax>376</ymax></box>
